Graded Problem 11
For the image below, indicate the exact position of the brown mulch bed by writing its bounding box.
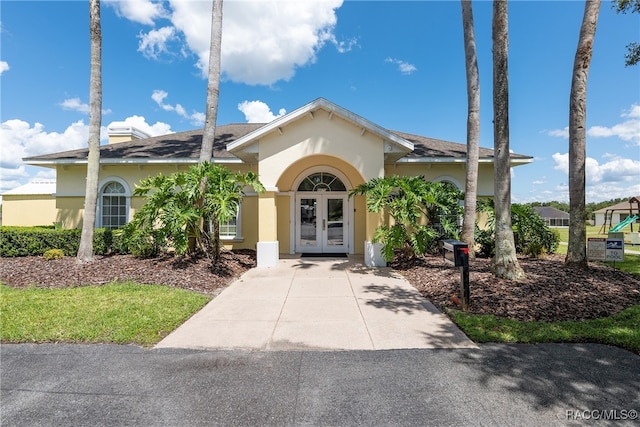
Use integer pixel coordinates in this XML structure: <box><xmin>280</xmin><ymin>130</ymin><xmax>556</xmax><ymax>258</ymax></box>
<box><xmin>1</xmin><ymin>251</ymin><xmax>639</xmax><ymax>323</ymax></box>
<box><xmin>0</xmin><ymin>250</ymin><xmax>256</xmax><ymax>296</ymax></box>
<box><xmin>392</xmin><ymin>254</ymin><xmax>640</xmax><ymax>322</ymax></box>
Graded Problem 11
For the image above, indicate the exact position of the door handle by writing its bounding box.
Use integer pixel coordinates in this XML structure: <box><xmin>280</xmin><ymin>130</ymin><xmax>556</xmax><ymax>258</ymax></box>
<box><xmin>323</xmin><ymin>219</ymin><xmax>326</xmax><ymax>231</ymax></box>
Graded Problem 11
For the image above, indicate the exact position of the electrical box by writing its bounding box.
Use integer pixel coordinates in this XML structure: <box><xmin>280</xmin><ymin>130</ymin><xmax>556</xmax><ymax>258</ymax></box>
<box><xmin>441</xmin><ymin>239</ymin><xmax>469</xmax><ymax>267</ymax></box>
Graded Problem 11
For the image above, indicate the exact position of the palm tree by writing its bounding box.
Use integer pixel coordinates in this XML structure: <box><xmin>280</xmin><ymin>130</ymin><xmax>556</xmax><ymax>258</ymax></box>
<box><xmin>77</xmin><ymin>0</ymin><xmax>102</xmax><ymax>263</ymax></box>
<box><xmin>200</xmin><ymin>0</ymin><xmax>223</xmax><ymax>162</ymax></box>
<box><xmin>491</xmin><ymin>0</ymin><xmax>525</xmax><ymax>279</ymax></box>
<box><xmin>459</xmin><ymin>0</ymin><xmax>480</xmax><ymax>259</ymax></box>
<box><xmin>566</xmin><ymin>0</ymin><xmax>601</xmax><ymax>268</ymax></box>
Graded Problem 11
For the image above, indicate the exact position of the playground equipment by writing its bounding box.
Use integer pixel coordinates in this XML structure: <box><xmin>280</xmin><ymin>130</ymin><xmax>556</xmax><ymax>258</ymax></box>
<box><xmin>598</xmin><ymin>196</ymin><xmax>640</xmax><ymax>234</ymax></box>
<box><xmin>609</xmin><ymin>214</ymin><xmax>639</xmax><ymax>232</ymax></box>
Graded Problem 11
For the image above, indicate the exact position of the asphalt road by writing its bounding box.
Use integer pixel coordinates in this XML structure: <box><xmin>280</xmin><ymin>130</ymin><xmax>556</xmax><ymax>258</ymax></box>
<box><xmin>2</xmin><ymin>343</ymin><xmax>639</xmax><ymax>426</ymax></box>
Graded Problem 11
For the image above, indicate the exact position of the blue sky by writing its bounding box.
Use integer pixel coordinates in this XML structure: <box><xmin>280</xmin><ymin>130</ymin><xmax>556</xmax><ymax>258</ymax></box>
<box><xmin>1</xmin><ymin>0</ymin><xmax>639</xmax><ymax>203</ymax></box>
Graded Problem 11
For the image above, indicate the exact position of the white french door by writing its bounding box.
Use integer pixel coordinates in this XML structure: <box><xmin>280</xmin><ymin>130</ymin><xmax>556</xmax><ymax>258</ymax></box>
<box><xmin>296</xmin><ymin>193</ymin><xmax>348</xmax><ymax>253</ymax></box>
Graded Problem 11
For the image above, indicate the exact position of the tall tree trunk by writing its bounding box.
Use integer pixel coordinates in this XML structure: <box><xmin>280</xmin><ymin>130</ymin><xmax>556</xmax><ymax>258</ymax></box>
<box><xmin>566</xmin><ymin>0</ymin><xmax>601</xmax><ymax>268</ymax></box>
<box><xmin>199</xmin><ymin>0</ymin><xmax>223</xmax><ymax>162</ymax></box>
<box><xmin>460</xmin><ymin>0</ymin><xmax>480</xmax><ymax>259</ymax></box>
<box><xmin>77</xmin><ymin>0</ymin><xmax>102</xmax><ymax>263</ymax></box>
<box><xmin>491</xmin><ymin>0</ymin><xmax>525</xmax><ymax>280</ymax></box>
<box><xmin>197</xmin><ymin>1</ymin><xmax>223</xmax><ymax>259</ymax></box>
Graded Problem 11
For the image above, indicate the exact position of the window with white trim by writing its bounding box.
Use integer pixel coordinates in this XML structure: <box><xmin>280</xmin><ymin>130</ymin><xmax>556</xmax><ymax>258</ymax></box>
<box><xmin>217</xmin><ymin>204</ymin><xmax>242</xmax><ymax>240</ymax></box>
<box><xmin>100</xmin><ymin>181</ymin><xmax>127</xmax><ymax>229</ymax></box>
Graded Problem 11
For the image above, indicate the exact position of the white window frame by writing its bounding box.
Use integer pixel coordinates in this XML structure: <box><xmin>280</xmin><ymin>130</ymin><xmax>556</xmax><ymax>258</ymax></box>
<box><xmin>97</xmin><ymin>177</ymin><xmax>131</xmax><ymax>229</ymax></box>
<box><xmin>217</xmin><ymin>202</ymin><xmax>243</xmax><ymax>241</ymax></box>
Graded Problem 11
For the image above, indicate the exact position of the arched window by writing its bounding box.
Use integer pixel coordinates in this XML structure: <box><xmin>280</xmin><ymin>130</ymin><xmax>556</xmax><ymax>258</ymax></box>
<box><xmin>297</xmin><ymin>172</ymin><xmax>346</xmax><ymax>192</ymax></box>
<box><xmin>100</xmin><ymin>181</ymin><xmax>127</xmax><ymax>229</ymax></box>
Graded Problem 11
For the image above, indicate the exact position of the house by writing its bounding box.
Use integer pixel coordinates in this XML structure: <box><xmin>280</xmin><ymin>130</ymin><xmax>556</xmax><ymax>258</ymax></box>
<box><xmin>533</xmin><ymin>206</ymin><xmax>570</xmax><ymax>227</ymax></box>
<box><xmin>1</xmin><ymin>181</ymin><xmax>57</xmax><ymax>227</ymax></box>
<box><xmin>6</xmin><ymin>98</ymin><xmax>532</xmax><ymax>266</ymax></box>
<box><xmin>594</xmin><ymin>197</ymin><xmax>640</xmax><ymax>231</ymax></box>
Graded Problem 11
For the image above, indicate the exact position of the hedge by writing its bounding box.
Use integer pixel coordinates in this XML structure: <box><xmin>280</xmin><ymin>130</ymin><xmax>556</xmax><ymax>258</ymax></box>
<box><xmin>0</xmin><ymin>227</ymin><xmax>126</xmax><ymax>257</ymax></box>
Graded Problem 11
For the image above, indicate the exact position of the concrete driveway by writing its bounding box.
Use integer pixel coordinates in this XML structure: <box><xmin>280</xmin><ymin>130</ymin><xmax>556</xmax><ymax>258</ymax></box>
<box><xmin>156</xmin><ymin>256</ymin><xmax>476</xmax><ymax>351</ymax></box>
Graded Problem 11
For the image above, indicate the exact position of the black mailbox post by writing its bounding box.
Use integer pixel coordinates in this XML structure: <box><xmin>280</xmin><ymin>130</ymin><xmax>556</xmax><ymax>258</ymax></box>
<box><xmin>441</xmin><ymin>239</ymin><xmax>470</xmax><ymax>311</ymax></box>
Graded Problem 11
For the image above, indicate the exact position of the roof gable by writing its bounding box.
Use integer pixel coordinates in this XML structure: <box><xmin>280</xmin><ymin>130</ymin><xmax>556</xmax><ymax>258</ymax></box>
<box><xmin>227</xmin><ymin>98</ymin><xmax>414</xmax><ymax>163</ymax></box>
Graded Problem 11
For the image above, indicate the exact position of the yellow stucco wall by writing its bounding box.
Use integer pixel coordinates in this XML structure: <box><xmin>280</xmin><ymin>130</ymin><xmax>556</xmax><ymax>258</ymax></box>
<box><xmin>384</xmin><ymin>163</ymin><xmax>495</xmax><ymax>195</ymax></box>
<box><xmin>55</xmin><ymin>163</ymin><xmax>250</xmax><ymax>197</ymax></box>
<box><xmin>257</xmin><ymin>110</ymin><xmax>384</xmax><ymax>188</ymax></box>
<box><xmin>55</xmin><ymin>197</ymin><xmax>85</xmax><ymax>229</ymax></box>
<box><xmin>276</xmin><ymin>195</ymin><xmax>291</xmax><ymax>253</ymax></box>
<box><xmin>2</xmin><ymin>195</ymin><xmax>57</xmax><ymax>227</ymax></box>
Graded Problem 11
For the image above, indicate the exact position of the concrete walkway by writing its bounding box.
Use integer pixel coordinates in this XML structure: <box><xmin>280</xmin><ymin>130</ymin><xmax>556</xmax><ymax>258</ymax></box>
<box><xmin>156</xmin><ymin>256</ymin><xmax>476</xmax><ymax>351</ymax></box>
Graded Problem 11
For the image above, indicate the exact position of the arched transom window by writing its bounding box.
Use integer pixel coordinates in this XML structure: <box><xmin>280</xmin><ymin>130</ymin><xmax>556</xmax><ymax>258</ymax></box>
<box><xmin>101</xmin><ymin>181</ymin><xmax>127</xmax><ymax>229</ymax></box>
<box><xmin>297</xmin><ymin>172</ymin><xmax>346</xmax><ymax>192</ymax></box>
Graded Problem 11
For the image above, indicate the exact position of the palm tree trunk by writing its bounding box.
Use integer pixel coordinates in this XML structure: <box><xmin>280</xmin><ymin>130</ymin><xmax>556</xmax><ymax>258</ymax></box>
<box><xmin>199</xmin><ymin>0</ymin><xmax>223</xmax><ymax>162</ymax></box>
<box><xmin>77</xmin><ymin>0</ymin><xmax>102</xmax><ymax>263</ymax></box>
<box><xmin>491</xmin><ymin>0</ymin><xmax>525</xmax><ymax>280</ymax></box>
<box><xmin>566</xmin><ymin>0</ymin><xmax>601</xmax><ymax>268</ymax></box>
<box><xmin>460</xmin><ymin>0</ymin><xmax>480</xmax><ymax>259</ymax></box>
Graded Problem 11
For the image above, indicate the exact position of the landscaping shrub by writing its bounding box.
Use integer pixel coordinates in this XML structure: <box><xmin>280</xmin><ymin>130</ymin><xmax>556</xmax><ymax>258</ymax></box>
<box><xmin>475</xmin><ymin>202</ymin><xmax>560</xmax><ymax>258</ymax></box>
<box><xmin>43</xmin><ymin>249</ymin><xmax>65</xmax><ymax>260</ymax></box>
<box><xmin>0</xmin><ymin>226</ymin><xmax>127</xmax><ymax>257</ymax></box>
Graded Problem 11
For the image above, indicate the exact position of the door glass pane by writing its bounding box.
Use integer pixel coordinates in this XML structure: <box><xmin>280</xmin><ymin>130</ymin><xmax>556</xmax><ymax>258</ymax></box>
<box><xmin>300</xmin><ymin>198</ymin><xmax>317</xmax><ymax>246</ymax></box>
<box><xmin>326</xmin><ymin>198</ymin><xmax>343</xmax><ymax>246</ymax></box>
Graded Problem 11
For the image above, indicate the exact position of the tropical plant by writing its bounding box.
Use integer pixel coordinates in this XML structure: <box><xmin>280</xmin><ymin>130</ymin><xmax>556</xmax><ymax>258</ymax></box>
<box><xmin>122</xmin><ymin>162</ymin><xmax>264</xmax><ymax>260</ymax></box>
<box><xmin>475</xmin><ymin>201</ymin><xmax>560</xmax><ymax>259</ymax></box>
<box><xmin>350</xmin><ymin>176</ymin><xmax>463</xmax><ymax>261</ymax></box>
<box><xmin>77</xmin><ymin>0</ymin><xmax>102</xmax><ymax>263</ymax></box>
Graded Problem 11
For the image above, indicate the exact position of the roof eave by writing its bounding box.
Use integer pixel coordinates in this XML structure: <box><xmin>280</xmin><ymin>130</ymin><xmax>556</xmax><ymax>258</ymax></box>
<box><xmin>24</xmin><ymin>157</ymin><xmax>244</xmax><ymax>167</ymax></box>
<box><xmin>395</xmin><ymin>157</ymin><xmax>533</xmax><ymax>165</ymax></box>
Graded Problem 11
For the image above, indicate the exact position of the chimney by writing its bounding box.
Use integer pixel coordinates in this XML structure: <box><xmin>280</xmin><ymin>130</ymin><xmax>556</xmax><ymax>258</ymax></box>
<box><xmin>107</xmin><ymin>122</ymin><xmax>151</xmax><ymax>144</ymax></box>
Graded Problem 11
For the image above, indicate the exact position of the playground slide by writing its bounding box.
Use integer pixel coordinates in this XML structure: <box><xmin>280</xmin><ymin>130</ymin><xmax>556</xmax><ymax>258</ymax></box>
<box><xmin>609</xmin><ymin>214</ymin><xmax>639</xmax><ymax>232</ymax></box>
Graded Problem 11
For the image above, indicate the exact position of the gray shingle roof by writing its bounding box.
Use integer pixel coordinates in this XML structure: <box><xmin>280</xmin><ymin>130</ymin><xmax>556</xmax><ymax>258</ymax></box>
<box><xmin>392</xmin><ymin>131</ymin><xmax>529</xmax><ymax>160</ymax></box>
<box><xmin>25</xmin><ymin>123</ymin><xmax>265</xmax><ymax>162</ymax></box>
<box><xmin>533</xmin><ymin>206</ymin><xmax>570</xmax><ymax>219</ymax></box>
<box><xmin>24</xmin><ymin>123</ymin><xmax>531</xmax><ymax>163</ymax></box>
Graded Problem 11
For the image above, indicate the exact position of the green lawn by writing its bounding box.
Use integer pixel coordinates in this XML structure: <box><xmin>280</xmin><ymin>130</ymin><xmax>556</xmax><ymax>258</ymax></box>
<box><xmin>553</xmin><ymin>225</ymin><xmax>640</xmax><ymax>274</ymax></box>
<box><xmin>0</xmin><ymin>282</ymin><xmax>210</xmax><ymax>346</ymax></box>
<box><xmin>448</xmin><ymin>305</ymin><xmax>640</xmax><ymax>355</ymax></box>
<box><xmin>444</xmin><ymin>224</ymin><xmax>640</xmax><ymax>354</ymax></box>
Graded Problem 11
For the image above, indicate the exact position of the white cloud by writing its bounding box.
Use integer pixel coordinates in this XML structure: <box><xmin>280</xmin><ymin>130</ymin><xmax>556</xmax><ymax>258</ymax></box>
<box><xmin>547</xmin><ymin>127</ymin><xmax>569</xmax><ymax>139</ymax></box>
<box><xmin>60</xmin><ymin>97</ymin><xmax>90</xmax><ymax>114</ymax></box>
<box><xmin>105</xmin><ymin>0</ymin><xmax>168</xmax><ymax>26</ymax></box>
<box><xmin>138</xmin><ymin>26</ymin><xmax>177</xmax><ymax>60</ymax></box>
<box><xmin>385</xmin><ymin>57</ymin><xmax>417</xmax><ymax>75</ymax></box>
<box><xmin>0</xmin><ymin>115</ymin><xmax>173</xmax><ymax>194</ymax></box>
<box><xmin>151</xmin><ymin>90</ymin><xmax>204</xmax><ymax>126</ymax></box>
<box><xmin>0</xmin><ymin>119</ymin><xmax>90</xmax><ymax>192</ymax></box>
<box><xmin>108</xmin><ymin>115</ymin><xmax>173</xmax><ymax>137</ymax></box>
<box><xmin>59</xmin><ymin>97</ymin><xmax>112</xmax><ymax>116</ymax></box>
<box><xmin>238</xmin><ymin>100</ymin><xmax>286</xmax><ymax>123</ymax></box>
<box><xmin>552</xmin><ymin>152</ymin><xmax>640</xmax><ymax>201</ymax></box>
<box><xmin>587</xmin><ymin>104</ymin><xmax>640</xmax><ymax>145</ymax></box>
<box><xmin>0</xmin><ymin>61</ymin><xmax>9</xmax><ymax>75</ymax></box>
<box><xmin>548</xmin><ymin>104</ymin><xmax>640</xmax><ymax>145</ymax></box>
<box><xmin>123</xmin><ymin>0</ymin><xmax>344</xmax><ymax>85</ymax></box>
<box><xmin>328</xmin><ymin>35</ymin><xmax>358</xmax><ymax>54</ymax></box>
